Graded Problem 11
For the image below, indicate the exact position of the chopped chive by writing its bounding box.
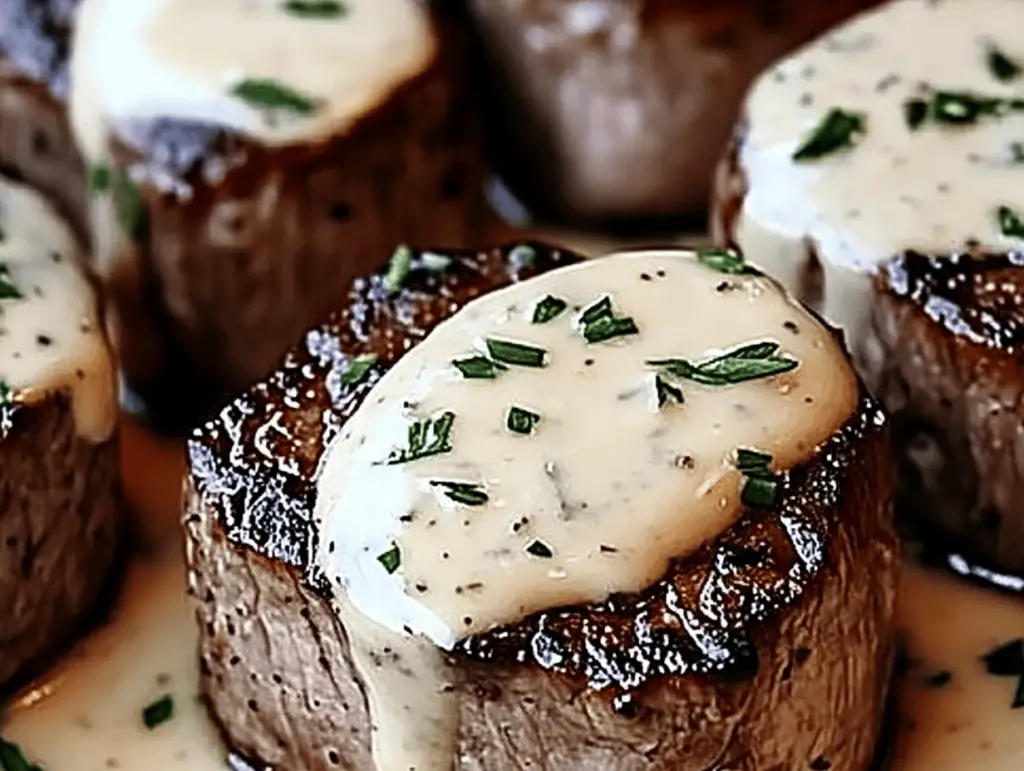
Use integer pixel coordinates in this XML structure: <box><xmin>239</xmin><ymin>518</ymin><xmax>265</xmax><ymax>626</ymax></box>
<box><xmin>648</xmin><ymin>341</ymin><xmax>798</xmax><ymax>387</ymax></box>
<box><xmin>507</xmin><ymin>406</ymin><xmax>540</xmax><ymax>435</ymax></box>
<box><xmin>532</xmin><ymin>295</ymin><xmax>568</xmax><ymax>324</ymax></box>
<box><xmin>0</xmin><ymin>265</ymin><xmax>22</xmax><ymax>300</ymax></box>
<box><xmin>110</xmin><ymin>168</ymin><xmax>146</xmax><ymax>240</ymax></box>
<box><xmin>792</xmin><ymin>108</ymin><xmax>866</xmax><ymax>162</ymax></box>
<box><xmin>525</xmin><ymin>539</ymin><xmax>553</xmax><ymax>558</ymax></box>
<box><xmin>733</xmin><ymin>448</ymin><xmax>780</xmax><ymax>508</ymax></box>
<box><xmin>88</xmin><ymin>163</ymin><xmax>111</xmax><ymax>193</ymax></box>
<box><xmin>386</xmin><ymin>411</ymin><xmax>455</xmax><ymax>465</ymax></box>
<box><xmin>383</xmin><ymin>245</ymin><xmax>413</xmax><ymax>293</ymax></box>
<box><xmin>453</xmin><ymin>355</ymin><xmax>506</xmax><ymax>380</ymax></box>
<box><xmin>431</xmin><ymin>480</ymin><xmax>489</xmax><ymax>506</ymax></box>
<box><xmin>0</xmin><ymin>738</ymin><xmax>40</xmax><ymax>771</ymax></box>
<box><xmin>903</xmin><ymin>98</ymin><xmax>928</xmax><ymax>131</ymax></box>
<box><xmin>697</xmin><ymin>247</ymin><xmax>751</xmax><ymax>275</ymax></box>
<box><xmin>987</xmin><ymin>43</ymin><xmax>1022</xmax><ymax>82</ymax></box>
<box><xmin>655</xmin><ymin>375</ymin><xmax>684</xmax><ymax>408</ymax></box>
<box><xmin>282</xmin><ymin>0</ymin><xmax>347</xmax><ymax>18</ymax></box>
<box><xmin>378</xmin><ymin>542</ymin><xmax>401</xmax><ymax>573</ymax></box>
<box><xmin>997</xmin><ymin>205</ymin><xmax>1024</xmax><ymax>238</ymax></box>
<box><xmin>0</xmin><ymin>381</ymin><xmax>12</xmax><ymax>408</ymax></box>
<box><xmin>736</xmin><ymin>448</ymin><xmax>773</xmax><ymax>471</ymax></box>
<box><xmin>231</xmin><ymin>77</ymin><xmax>319</xmax><ymax>115</ymax></box>
<box><xmin>340</xmin><ymin>353</ymin><xmax>377</xmax><ymax>386</ymax></box>
<box><xmin>583</xmin><ymin>315</ymin><xmax>639</xmax><ymax>344</ymax></box>
<box><xmin>142</xmin><ymin>695</ymin><xmax>174</xmax><ymax>729</ymax></box>
<box><xmin>485</xmin><ymin>338</ymin><xmax>546</xmax><ymax>368</ymax></box>
<box><xmin>579</xmin><ymin>296</ymin><xmax>613</xmax><ymax>327</ymax></box>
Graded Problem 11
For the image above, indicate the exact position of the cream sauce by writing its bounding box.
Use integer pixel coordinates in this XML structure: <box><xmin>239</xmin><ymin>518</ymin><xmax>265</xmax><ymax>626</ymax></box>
<box><xmin>314</xmin><ymin>249</ymin><xmax>858</xmax><ymax>771</ymax></box>
<box><xmin>0</xmin><ymin>176</ymin><xmax>116</xmax><ymax>442</ymax></box>
<box><xmin>734</xmin><ymin>0</ymin><xmax>1024</xmax><ymax>354</ymax></box>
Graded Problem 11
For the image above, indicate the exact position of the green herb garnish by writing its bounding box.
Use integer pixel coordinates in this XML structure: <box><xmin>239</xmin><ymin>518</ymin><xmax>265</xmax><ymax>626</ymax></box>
<box><xmin>142</xmin><ymin>695</ymin><xmax>174</xmax><ymax>729</ymax></box>
<box><xmin>453</xmin><ymin>355</ymin><xmax>506</xmax><ymax>380</ymax></box>
<box><xmin>734</xmin><ymin>448</ymin><xmax>780</xmax><ymax>508</ymax></box>
<box><xmin>386</xmin><ymin>411</ymin><xmax>455</xmax><ymax>465</ymax></box>
<box><xmin>997</xmin><ymin>205</ymin><xmax>1024</xmax><ymax>238</ymax></box>
<box><xmin>982</xmin><ymin>638</ymin><xmax>1024</xmax><ymax>709</ymax></box>
<box><xmin>485</xmin><ymin>338</ymin><xmax>546</xmax><ymax>368</ymax></box>
<box><xmin>431</xmin><ymin>480</ymin><xmax>489</xmax><ymax>506</ymax></box>
<box><xmin>88</xmin><ymin>163</ymin><xmax>111</xmax><ymax>193</ymax></box>
<box><xmin>526</xmin><ymin>539</ymin><xmax>553</xmax><ymax>558</ymax></box>
<box><xmin>340</xmin><ymin>353</ymin><xmax>377</xmax><ymax>386</ymax></box>
<box><xmin>655</xmin><ymin>375</ymin><xmax>684</xmax><ymax>408</ymax></box>
<box><xmin>0</xmin><ymin>265</ymin><xmax>22</xmax><ymax>300</ymax></box>
<box><xmin>792</xmin><ymin>108</ymin><xmax>866</xmax><ymax>162</ymax></box>
<box><xmin>987</xmin><ymin>43</ymin><xmax>1022</xmax><ymax>82</ymax></box>
<box><xmin>0</xmin><ymin>738</ymin><xmax>41</xmax><ymax>771</ymax></box>
<box><xmin>282</xmin><ymin>0</ymin><xmax>347</xmax><ymax>18</ymax></box>
<box><xmin>378</xmin><ymin>542</ymin><xmax>401</xmax><ymax>573</ymax></box>
<box><xmin>532</xmin><ymin>295</ymin><xmax>568</xmax><ymax>324</ymax></box>
<box><xmin>506</xmin><ymin>406</ymin><xmax>540</xmax><ymax>435</ymax></box>
<box><xmin>697</xmin><ymin>247</ymin><xmax>751</xmax><ymax>275</ymax></box>
<box><xmin>579</xmin><ymin>296</ymin><xmax>613</xmax><ymax>326</ymax></box>
<box><xmin>903</xmin><ymin>98</ymin><xmax>929</xmax><ymax>131</ymax></box>
<box><xmin>648</xmin><ymin>341</ymin><xmax>798</xmax><ymax>387</ymax></box>
<box><xmin>0</xmin><ymin>382</ymin><xmax>12</xmax><ymax>408</ymax></box>
<box><xmin>577</xmin><ymin>295</ymin><xmax>639</xmax><ymax>344</ymax></box>
<box><xmin>231</xmin><ymin>78</ymin><xmax>319</xmax><ymax>115</ymax></box>
<box><xmin>383</xmin><ymin>245</ymin><xmax>413</xmax><ymax>293</ymax></box>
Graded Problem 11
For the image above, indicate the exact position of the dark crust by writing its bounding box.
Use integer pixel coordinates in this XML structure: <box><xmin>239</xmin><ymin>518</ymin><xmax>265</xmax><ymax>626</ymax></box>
<box><xmin>189</xmin><ymin>241</ymin><xmax>889</xmax><ymax>694</ymax></box>
<box><xmin>0</xmin><ymin>0</ymin><xmax>75</xmax><ymax>97</ymax></box>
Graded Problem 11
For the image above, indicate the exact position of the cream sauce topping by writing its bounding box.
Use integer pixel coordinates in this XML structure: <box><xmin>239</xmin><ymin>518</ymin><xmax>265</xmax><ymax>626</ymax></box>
<box><xmin>314</xmin><ymin>249</ymin><xmax>857</xmax><ymax>771</ymax></box>
<box><xmin>0</xmin><ymin>176</ymin><xmax>116</xmax><ymax>442</ymax></box>
<box><xmin>734</xmin><ymin>0</ymin><xmax>1024</xmax><ymax>353</ymax></box>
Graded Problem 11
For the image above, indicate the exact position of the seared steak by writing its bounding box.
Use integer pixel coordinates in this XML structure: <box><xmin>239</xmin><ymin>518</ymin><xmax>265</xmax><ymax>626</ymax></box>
<box><xmin>463</xmin><ymin>0</ymin><xmax>881</xmax><ymax>224</ymax></box>
<box><xmin>185</xmin><ymin>243</ymin><xmax>898</xmax><ymax>770</ymax></box>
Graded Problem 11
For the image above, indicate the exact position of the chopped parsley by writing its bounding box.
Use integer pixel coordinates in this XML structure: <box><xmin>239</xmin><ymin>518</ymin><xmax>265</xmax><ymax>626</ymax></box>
<box><xmin>0</xmin><ymin>264</ymin><xmax>22</xmax><ymax>300</ymax></box>
<box><xmin>378</xmin><ymin>542</ymin><xmax>401</xmax><ymax>573</ymax></box>
<box><xmin>909</xmin><ymin>89</ymin><xmax>1024</xmax><ymax>129</ymax></box>
<box><xmin>142</xmin><ymin>695</ymin><xmax>175</xmax><ymax>729</ymax></box>
<box><xmin>88</xmin><ymin>163</ymin><xmax>111</xmax><ymax>193</ymax></box>
<box><xmin>792</xmin><ymin>108</ymin><xmax>866</xmax><ymax>162</ymax></box>
<box><xmin>383</xmin><ymin>245</ymin><xmax>413</xmax><ymax>293</ymax></box>
<box><xmin>987</xmin><ymin>43</ymin><xmax>1022</xmax><ymax>82</ymax></box>
<box><xmin>981</xmin><ymin>638</ymin><xmax>1024</xmax><ymax>709</ymax></box>
<box><xmin>0</xmin><ymin>381</ymin><xmax>12</xmax><ymax>408</ymax></box>
<box><xmin>340</xmin><ymin>353</ymin><xmax>377</xmax><ymax>386</ymax></box>
<box><xmin>655</xmin><ymin>375</ymin><xmax>684</xmax><ymax>409</ymax></box>
<box><xmin>697</xmin><ymin>247</ymin><xmax>751</xmax><ymax>275</ymax></box>
<box><xmin>453</xmin><ymin>355</ymin><xmax>506</xmax><ymax>380</ymax></box>
<box><xmin>0</xmin><ymin>738</ymin><xmax>41</xmax><ymax>771</ymax></box>
<box><xmin>485</xmin><ymin>338</ymin><xmax>546</xmax><ymax>368</ymax></box>
<box><xmin>385</xmin><ymin>411</ymin><xmax>455</xmax><ymax>465</ymax></box>
<box><xmin>532</xmin><ymin>295</ymin><xmax>568</xmax><ymax>324</ymax></box>
<box><xmin>525</xmin><ymin>539</ymin><xmax>553</xmax><ymax>558</ymax></box>
<box><xmin>282</xmin><ymin>0</ymin><xmax>347</xmax><ymax>18</ymax></box>
<box><xmin>231</xmin><ymin>77</ymin><xmax>319</xmax><ymax>115</ymax></box>
<box><xmin>577</xmin><ymin>295</ymin><xmax>639</xmax><ymax>344</ymax></box>
<box><xmin>506</xmin><ymin>406</ymin><xmax>540</xmax><ymax>435</ymax></box>
<box><xmin>997</xmin><ymin>205</ymin><xmax>1024</xmax><ymax>239</ymax></box>
<box><xmin>648</xmin><ymin>341</ymin><xmax>798</xmax><ymax>387</ymax></box>
<box><xmin>735</xmin><ymin>448</ymin><xmax>781</xmax><ymax>508</ymax></box>
<box><xmin>431</xmin><ymin>480</ymin><xmax>489</xmax><ymax>506</ymax></box>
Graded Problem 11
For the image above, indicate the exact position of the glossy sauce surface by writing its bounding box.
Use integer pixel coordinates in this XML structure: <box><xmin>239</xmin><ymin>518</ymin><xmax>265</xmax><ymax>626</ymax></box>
<box><xmin>0</xmin><ymin>175</ymin><xmax>116</xmax><ymax>441</ymax></box>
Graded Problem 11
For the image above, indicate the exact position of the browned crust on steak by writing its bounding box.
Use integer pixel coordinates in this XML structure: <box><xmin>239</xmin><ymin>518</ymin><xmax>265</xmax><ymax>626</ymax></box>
<box><xmin>0</xmin><ymin>0</ymin><xmax>87</xmax><ymax>240</ymax></box>
<box><xmin>871</xmin><ymin>251</ymin><xmax>1024</xmax><ymax>576</ymax></box>
<box><xmin>185</xmin><ymin>242</ymin><xmax>898</xmax><ymax>769</ymax></box>
<box><xmin>0</xmin><ymin>391</ymin><xmax>123</xmax><ymax>695</ymax></box>
<box><xmin>101</xmin><ymin>13</ymin><xmax>501</xmax><ymax>427</ymax></box>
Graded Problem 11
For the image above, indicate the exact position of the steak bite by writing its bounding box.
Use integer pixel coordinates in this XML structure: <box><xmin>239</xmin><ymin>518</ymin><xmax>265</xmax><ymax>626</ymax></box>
<box><xmin>711</xmin><ymin>0</ymin><xmax>1024</xmax><ymax>577</ymax></box>
<box><xmin>0</xmin><ymin>174</ymin><xmax>121</xmax><ymax>693</ymax></box>
<box><xmin>185</xmin><ymin>243</ymin><xmax>898</xmax><ymax>770</ymax></box>
<box><xmin>69</xmin><ymin>0</ymin><xmax>499</xmax><ymax>424</ymax></box>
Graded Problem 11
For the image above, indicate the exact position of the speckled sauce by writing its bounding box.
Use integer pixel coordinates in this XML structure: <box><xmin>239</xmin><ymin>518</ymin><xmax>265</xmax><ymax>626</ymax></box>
<box><xmin>732</xmin><ymin>0</ymin><xmax>1024</xmax><ymax>353</ymax></box>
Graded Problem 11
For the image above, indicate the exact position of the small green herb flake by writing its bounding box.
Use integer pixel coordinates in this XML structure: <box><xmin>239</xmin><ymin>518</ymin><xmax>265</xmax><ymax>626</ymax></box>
<box><xmin>792</xmin><ymin>108</ymin><xmax>866</xmax><ymax>162</ymax></box>
<box><xmin>485</xmin><ymin>338</ymin><xmax>546</xmax><ymax>368</ymax></box>
<box><xmin>507</xmin><ymin>406</ymin><xmax>540</xmax><ymax>435</ymax></box>
<box><xmin>577</xmin><ymin>295</ymin><xmax>639</xmax><ymax>344</ymax></box>
<box><xmin>997</xmin><ymin>205</ymin><xmax>1024</xmax><ymax>239</ymax></box>
<box><xmin>932</xmin><ymin>90</ymin><xmax>1008</xmax><ymax>125</ymax></box>
<box><xmin>340</xmin><ymin>353</ymin><xmax>377</xmax><ymax>386</ymax></box>
<box><xmin>378</xmin><ymin>542</ymin><xmax>401</xmax><ymax>574</ymax></box>
<box><xmin>648</xmin><ymin>341</ymin><xmax>798</xmax><ymax>387</ymax></box>
<box><xmin>0</xmin><ymin>738</ymin><xmax>40</xmax><ymax>771</ymax></box>
<box><xmin>655</xmin><ymin>375</ymin><xmax>683</xmax><ymax>409</ymax></box>
<box><xmin>736</xmin><ymin>448</ymin><xmax>773</xmax><ymax>472</ymax></box>
<box><xmin>987</xmin><ymin>43</ymin><xmax>1022</xmax><ymax>82</ymax></box>
<box><xmin>903</xmin><ymin>98</ymin><xmax>928</xmax><ymax>131</ymax></box>
<box><xmin>383</xmin><ymin>245</ymin><xmax>413</xmax><ymax>293</ymax></box>
<box><xmin>453</xmin><ymin>355</ymin><xmax>506</xmax><ymax>380</ymax></box>
<box><xmin>733</xmin><ymin>449</ymin><xmax>780</xmax><ymax>508</ymax></box>
<box><xmin>386</xmin><ymin>411</ymin><xmax>455</xmax><ymax>465</ymax></box>
<box><xmin>282</xmin><ymin>0</ymin><xmax>347</xmax><ymax>18</ymax></box>
<box><xmin>432</xmin><ymin>480</ymin><xmax>489</xmax><ymax>506</ymax></box>
<box><xmin>142</xmin><ymin>695</ymin><xmax>174</xmax><ymax>729</ymax></box>
<box><xmin>697</xmin><ymin>247</ymin><xmax>750</xmax><ymax>275</ymax></box>
<box><xmin>579</xmin><ymin>296</ymin><xmax>613</xmax><ymax>327</ymax></box>
<box><xmin>88</xmin><ymin>163</ymin><xmax>111</xmax><ymax>193</ymax></box>
<box><xmin>231</xmin><ymin>78</ymin><xmax>319</xmax><ymax>115</ymax></box>
<box><xmin>532</xmin><ymin>295</ymin><xmax>568</xmax><ymax>324</ymax></box>
<box><xmin>0</xmin><ymin>265</ymin><xmax>22</xmax><ymax>301</ymax></box>
<box><xmin>526</xmin><ymin>539</ymin><xmax>553</xmax><ymax>558</ymax></box>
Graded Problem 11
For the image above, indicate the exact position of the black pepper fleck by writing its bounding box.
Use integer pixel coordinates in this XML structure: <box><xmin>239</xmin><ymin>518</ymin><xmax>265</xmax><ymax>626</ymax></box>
<box><xmin>36</xmin><ymin>334</ymin><xmax>53</xmax><ymax>346</ymax></box>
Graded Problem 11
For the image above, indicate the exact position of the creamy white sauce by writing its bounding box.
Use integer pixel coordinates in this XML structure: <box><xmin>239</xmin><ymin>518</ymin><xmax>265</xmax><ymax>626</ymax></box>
<box><xmin>734</xmin><ymin>0</ymin><xmax>1024</xmax><ymax>354</ymax></box>
<box><xmin>314</xmin><ymin>249</ymin><xmax>857</xmax><ymax>771</ymax></box>
<box><xmin>0</xmin><ymin>176</ymin><xmax>116</xmax><ymax>441</ymax></box>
